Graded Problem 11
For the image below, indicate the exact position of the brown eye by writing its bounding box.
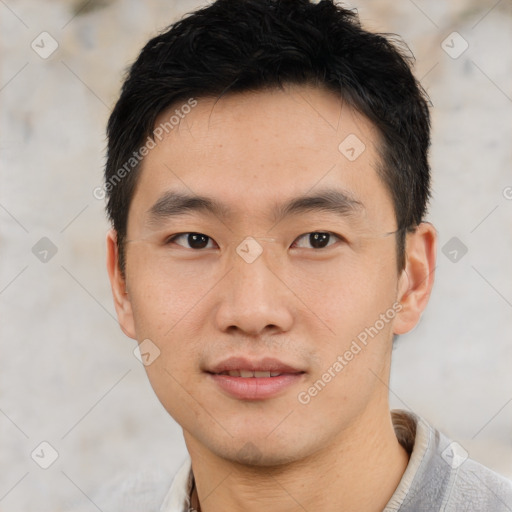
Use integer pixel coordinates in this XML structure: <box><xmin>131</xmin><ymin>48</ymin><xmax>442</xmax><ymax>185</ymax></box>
<box><xmin>167</xmin><ymin>233</ymin><xmax>215</xmax><ymax>249</ymax></box>
<box><xmin>292</xmin><ymin>232</ymin><xmax>342</xmax><ymax>249</ymax></box>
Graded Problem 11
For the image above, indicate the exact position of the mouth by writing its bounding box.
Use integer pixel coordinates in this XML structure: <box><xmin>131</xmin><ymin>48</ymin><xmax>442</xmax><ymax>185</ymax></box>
<box><xmin>207</xmin><ymin>356</ymin><xmax>304</xmax><ymax>375</ymax></box>
<box><xmin>206</xmin><ymin>356</ymin><xmax>306</xmax><ymax>400</ymax></box>
<box><xmin>213</xmin><ymin>370</ymin><xmax>299</xmax><ymax>378</ymax></box>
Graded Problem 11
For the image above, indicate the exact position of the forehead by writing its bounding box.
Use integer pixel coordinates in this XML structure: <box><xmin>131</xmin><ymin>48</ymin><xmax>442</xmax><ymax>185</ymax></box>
<box><xmin>128</xmin><ymin>84</ymin><xmax>395</xmax><ymax>231</ymax></box>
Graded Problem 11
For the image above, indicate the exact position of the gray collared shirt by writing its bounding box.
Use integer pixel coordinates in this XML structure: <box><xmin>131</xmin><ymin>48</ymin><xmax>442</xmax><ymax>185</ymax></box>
<box><xmin>93</xmin><ymin>410</ymin><xmax>512</xmax><ymax>511</ymax></box>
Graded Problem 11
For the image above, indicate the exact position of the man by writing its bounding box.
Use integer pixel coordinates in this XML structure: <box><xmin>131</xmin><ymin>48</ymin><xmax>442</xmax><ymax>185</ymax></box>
<box><xmin>104</xmin><ymin>0</ymin><xmax>512</xmax><ymax>510</ymax></box>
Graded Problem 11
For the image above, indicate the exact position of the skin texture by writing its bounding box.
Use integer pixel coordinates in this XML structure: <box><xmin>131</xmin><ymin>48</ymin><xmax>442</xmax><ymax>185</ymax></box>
<box><xmin>106</xmin><ymin>84</ymin><xmax>437</xmax><ymax>512</ymax></box>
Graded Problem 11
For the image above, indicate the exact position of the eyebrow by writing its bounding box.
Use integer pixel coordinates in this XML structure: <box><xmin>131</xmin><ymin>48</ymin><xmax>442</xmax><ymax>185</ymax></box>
<box><xmin>146</xmin><ymin>188</ymin><xmax>365</xmax><ymax>228</ymax></box>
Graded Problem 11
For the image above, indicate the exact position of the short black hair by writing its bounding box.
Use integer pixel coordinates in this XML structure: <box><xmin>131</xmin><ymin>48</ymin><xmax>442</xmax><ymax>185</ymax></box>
<box><xmin>105</xmin><ymin>0</ymin><xmax>431</xmax><ymax>275</ymax></box>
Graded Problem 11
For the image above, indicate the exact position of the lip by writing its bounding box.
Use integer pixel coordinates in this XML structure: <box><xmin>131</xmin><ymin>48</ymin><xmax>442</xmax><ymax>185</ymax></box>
<box><xmin>207</xmin><ymin>356</ymin><xmax>303</xmax><ymax>374</ymax></box>
<box><xmin>206</xmin><ymin>356</ymin><xmax>305</xmax><ymax>400</ymax></box>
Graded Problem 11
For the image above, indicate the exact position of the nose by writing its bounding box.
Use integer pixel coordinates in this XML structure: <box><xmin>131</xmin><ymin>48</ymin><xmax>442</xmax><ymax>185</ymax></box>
<box><xmin>214</xmin><ymin>247</ymin><xmax>294</xmax><ymax>337</ymax></box>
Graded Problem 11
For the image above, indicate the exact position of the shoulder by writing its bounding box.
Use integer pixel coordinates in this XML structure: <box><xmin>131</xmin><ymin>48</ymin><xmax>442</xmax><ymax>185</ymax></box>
<box><xmin>387</xmin><ymin>410</ymin><xmax>512</xmax><ymax>511</ymax></box>
<box><xmin>444</xmin><ymin>455</ymin><xmax>512</xmax><ymax>511</ymax></box>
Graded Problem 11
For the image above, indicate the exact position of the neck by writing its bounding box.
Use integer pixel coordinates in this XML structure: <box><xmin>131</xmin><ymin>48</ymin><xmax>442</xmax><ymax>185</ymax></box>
<box><xmin>184</xmin><ymin>403</ymin><xmax>410</xmax><ymax>512</ymax></box>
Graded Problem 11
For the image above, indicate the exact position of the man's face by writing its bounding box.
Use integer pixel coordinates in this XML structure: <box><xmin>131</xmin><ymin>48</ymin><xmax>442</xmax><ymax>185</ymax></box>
<box><xmin>116</xmin><ymin>85</ymin><xmax>408</xmax><ymax>465</ymax></box>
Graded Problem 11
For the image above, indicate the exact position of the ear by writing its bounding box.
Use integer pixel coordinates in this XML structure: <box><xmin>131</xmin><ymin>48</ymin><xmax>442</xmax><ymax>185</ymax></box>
<box><xmin>394</xmin><ymin>222</ymin><xmax>437</xmax><ymax>335</ymax></box>
<box><xmin>106</xmin><ymin>228</ymin><xmax>137</xmax><ymax>340</ymax></box>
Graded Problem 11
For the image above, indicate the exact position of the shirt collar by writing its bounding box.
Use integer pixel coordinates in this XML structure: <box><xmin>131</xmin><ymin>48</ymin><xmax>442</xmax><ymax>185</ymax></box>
<box><xmin>383</xmin><ymin>410</ymin><xmax>432</xmax><ymax>510</ymax></box>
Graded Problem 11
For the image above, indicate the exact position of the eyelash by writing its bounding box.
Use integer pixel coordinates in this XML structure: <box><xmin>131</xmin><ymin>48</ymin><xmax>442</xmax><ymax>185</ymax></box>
<box><xmin>165</xmin><ymin>232</ymin><xmax>345</xmax><ymax>250</ymax></box>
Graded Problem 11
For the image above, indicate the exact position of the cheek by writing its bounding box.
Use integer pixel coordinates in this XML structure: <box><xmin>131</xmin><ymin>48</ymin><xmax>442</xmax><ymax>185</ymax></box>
<box><xmin>125</xmin><ymin>249</ymin><xmax>217</xmax><ymax>338</ymax></box>
<box><xmin>143</xmin><ymin>355</ymin><xmax>203</xmax><ymax>430</ymax></box>
<box><xmin>290</xmin><ymin>253</ymin><xmax>398</xmax><ymax>338</ymax></box>
<box><xmin>293</xmin><ymin>254</ymin><xmax>398</xmax><ymax>407</ymax></box>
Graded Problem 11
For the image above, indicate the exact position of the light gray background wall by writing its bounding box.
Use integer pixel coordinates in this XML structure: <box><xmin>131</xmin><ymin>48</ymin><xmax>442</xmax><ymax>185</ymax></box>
<box><xmin>1</xmin><ymin>0</ymin><xmax>511</xmax><ymax>510</ymax></box>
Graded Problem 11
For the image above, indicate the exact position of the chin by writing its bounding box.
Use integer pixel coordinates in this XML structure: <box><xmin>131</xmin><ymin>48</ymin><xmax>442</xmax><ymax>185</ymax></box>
<box><xmin>211</xmin><ymin>438</ymin><xmax>309</xmax><ymax>468</ymax></box>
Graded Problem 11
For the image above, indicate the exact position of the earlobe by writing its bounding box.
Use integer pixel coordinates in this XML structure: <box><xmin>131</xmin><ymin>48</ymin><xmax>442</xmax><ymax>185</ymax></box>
<box><xmin>106</xmin><ymin>229</ymin><xmax>137</xmax><ymax>340</ymax></box>
<box><xmin>393</xmin><ymin>222</ymin><xmax>437</xmax><ymax>335</ymax></box>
